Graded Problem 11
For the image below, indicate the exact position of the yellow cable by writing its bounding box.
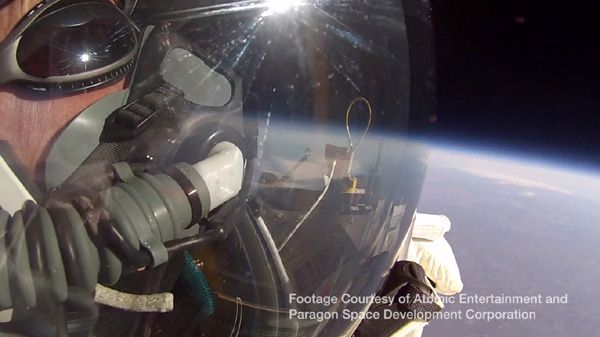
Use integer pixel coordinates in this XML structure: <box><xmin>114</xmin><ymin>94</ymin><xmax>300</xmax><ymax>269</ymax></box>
<box><xmin>345</xmin><ymin>97</ymin><xmax>372</xmax><ymax>187</ymax></box>
<box><xmin>345</xmin><ymin>96</ymin><xmax>372</xmax><ymax>150</ymax></box>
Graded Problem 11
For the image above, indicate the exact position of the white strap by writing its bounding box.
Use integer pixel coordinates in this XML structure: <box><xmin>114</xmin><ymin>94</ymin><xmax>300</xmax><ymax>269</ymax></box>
<box><xmin>0</xmin><ymin>154</ymin><xmax>34</xmax><ymax>214</ymax></box>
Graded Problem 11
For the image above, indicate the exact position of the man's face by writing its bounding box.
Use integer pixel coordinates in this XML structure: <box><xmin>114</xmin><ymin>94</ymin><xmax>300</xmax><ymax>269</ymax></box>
<box><xmin>0</xmin><ymin>0</ymin><xmax>124</xmax><ymax>179</ymax></box>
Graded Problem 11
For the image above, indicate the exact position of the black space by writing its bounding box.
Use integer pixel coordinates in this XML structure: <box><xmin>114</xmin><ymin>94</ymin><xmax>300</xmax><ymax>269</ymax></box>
<box><xmin>427</xmin><ymin>0</ymin><xmax>600</xmax><ymax>167</ymax></box>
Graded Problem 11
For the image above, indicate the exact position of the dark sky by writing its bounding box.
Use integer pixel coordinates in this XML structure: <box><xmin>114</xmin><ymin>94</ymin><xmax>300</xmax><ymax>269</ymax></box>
<box><xmin>427</xmin><ymin>0</ymin><xmax>600</xmax><ymax>167</ymax></box>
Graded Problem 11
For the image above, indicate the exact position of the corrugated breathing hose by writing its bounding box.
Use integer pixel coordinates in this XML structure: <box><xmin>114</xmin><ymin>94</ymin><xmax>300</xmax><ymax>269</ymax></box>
<box><xmin>0</xmin><ymin>159</ymin><xmax>215</xmax><ymax>323</ymax></box>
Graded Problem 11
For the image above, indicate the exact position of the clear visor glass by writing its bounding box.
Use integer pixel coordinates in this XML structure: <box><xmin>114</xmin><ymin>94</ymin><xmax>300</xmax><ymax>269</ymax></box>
<box><xmin>0</xmin><ymin>1</ymin><xmax>434</xmax><ymax>336</ymax></box>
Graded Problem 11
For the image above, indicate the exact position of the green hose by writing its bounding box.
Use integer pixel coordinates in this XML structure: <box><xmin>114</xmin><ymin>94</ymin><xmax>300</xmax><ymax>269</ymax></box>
<box><xmin>183</xmin><ymin>251</ymin><xmax>215</xmax><ymax>317</ymax></box>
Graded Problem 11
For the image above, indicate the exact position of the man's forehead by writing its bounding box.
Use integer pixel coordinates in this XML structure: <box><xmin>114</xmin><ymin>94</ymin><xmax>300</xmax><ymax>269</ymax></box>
<box><xmin>0</xmin><ymin>0</ymin><xmax>118</xmax><ymax>41</ymax></box>
<box><xmin>0</xmin><ymin>0</ymin><xmax>39</xmax><ymax>41</ymax></box>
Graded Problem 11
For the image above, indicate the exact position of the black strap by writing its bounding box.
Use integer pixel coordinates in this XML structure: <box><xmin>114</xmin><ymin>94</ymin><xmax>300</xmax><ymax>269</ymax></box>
<box><xmin>61</xmin><ymin>83</ymin><xmax>184</xmax><ymax>188</ymax></box>
<box><xmin>101</xmin><ymin>82</ymin><xmax>184</xmax><ymax>143</ymax></box>
<box><xmin>354</xmin><ymin>261</ymin><xmax>442</xmax><ymax>337</ymax></box>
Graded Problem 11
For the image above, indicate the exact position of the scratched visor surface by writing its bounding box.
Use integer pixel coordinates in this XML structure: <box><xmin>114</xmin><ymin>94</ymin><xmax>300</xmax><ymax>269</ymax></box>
<box><xmin>112</xmin><ymin>0</ymin><xmax>432</xmax><ymax>336</ymax></box>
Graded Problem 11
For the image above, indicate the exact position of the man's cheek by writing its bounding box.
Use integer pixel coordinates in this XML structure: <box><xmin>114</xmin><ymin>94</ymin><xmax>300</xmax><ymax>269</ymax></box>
<box><xmin>0</xmin><ymin>80</ymin><xmax>125</xmax><ymax>178</ymax></box>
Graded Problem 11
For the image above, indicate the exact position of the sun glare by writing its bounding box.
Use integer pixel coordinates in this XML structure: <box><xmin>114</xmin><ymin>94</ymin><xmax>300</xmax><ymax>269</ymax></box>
<box><xmin>262</xmin><ymin>0</ymin><xmax>304</xmax><ymax>17</ymax></box>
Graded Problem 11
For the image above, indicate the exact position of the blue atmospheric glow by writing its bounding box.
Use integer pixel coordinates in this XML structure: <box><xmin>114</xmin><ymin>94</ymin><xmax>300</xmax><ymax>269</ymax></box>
<box><xmin>422</xmin><ymin>138</ymin><xmax>600</xmax><ymax>178</ymax></box>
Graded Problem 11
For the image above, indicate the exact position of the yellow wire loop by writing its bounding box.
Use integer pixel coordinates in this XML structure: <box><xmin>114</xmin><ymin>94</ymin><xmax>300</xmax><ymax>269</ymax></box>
<box><xmin>345</xmin><ymin>96</ymin><xmax>372</xmax><ymax>150</ymax></box>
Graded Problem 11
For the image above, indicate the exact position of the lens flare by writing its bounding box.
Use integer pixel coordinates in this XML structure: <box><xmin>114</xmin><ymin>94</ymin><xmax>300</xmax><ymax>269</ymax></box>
<box><xmin>80</xmin><ymin>53</ymin><xmax>90</xmax><ymax>63</ymax></box>
<box><xmin>262</xmin><ymin>0</ymin><xmax>304</xmax><ymax>16</ymax></box>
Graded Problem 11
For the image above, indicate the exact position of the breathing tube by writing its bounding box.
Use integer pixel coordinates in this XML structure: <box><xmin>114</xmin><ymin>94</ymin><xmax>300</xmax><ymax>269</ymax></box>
<box><xmin>0</xmin><ymin>141</ymin><xmax>244</xmax><ymax>325</ymax></box>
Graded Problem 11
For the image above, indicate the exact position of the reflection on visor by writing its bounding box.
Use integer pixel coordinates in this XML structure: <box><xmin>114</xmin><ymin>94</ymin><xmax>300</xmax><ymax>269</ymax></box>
<box><xmin>161</xmin><ymin>48</ymin><xmax>233</xmax><ymax>107</ymax></box>
<box><xmin>16</xmin><ymin>3</ymin><xmax>136</xmax><ymax>77</ymax></box>
<box><xmin>0</xmin><ymin>0</ymin><xmax>437</xmax><ymax>336</ymax></box>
